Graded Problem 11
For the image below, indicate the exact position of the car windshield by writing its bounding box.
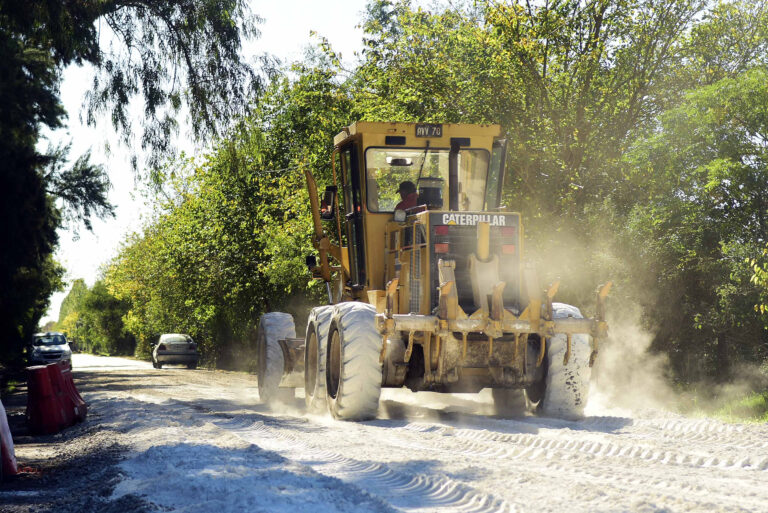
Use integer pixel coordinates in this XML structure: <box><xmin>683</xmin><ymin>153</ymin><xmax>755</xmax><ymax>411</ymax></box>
<box><xmin>33</xmin><ymin>334</ymin><xmax>66</xmax><ymax>346</ymax></box>
<box><xmin>365</xmin><ymin>147</ymin><xmax>491</xmax><ymax>212</ymax></box>
<box><xmin>163</xmin><ymin>335</ymin><xmax>189</xmax><ymax>343</ymax></box>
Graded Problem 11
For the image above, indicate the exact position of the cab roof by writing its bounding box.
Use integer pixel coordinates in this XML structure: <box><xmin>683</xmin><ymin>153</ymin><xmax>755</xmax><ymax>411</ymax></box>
<box><xmin>333</xmin><ymin>121</ymin><xmax>502</xmax><ymax>147</ymax></box>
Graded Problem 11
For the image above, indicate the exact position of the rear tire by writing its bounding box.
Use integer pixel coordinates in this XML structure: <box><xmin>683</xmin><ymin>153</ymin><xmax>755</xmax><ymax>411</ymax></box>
<box><xmin>257</xmin><ymin>312</ymin><xmax>296</xmax><ymax>404</ymax></box>
<box><xmin>492</xmin><ymin>388</ymin><xmax>527</xmax><ymax>417</ymax></box>
<box><xmin>325</xmin><ymin>302</ymin><xmax>382</xmax><ymax>420</ymax></box>
<box><xmin>536</xmin><ymin>303</ymin><xmax>592</xmax><ymax>419</ymax></box>
<box><xmin>304</xmin><ymin>305</ymin><xmax>333</xmax><ymax>411</ymax></box>
<box><xmin>187</xmin><ymin>362</ymin><xmax>197</xmax><ymax>370</ymax></box>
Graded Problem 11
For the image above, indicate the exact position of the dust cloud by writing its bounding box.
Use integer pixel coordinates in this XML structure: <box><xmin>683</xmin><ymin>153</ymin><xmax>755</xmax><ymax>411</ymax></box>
<box><xmin>586</xmin><ymin>304</ymin><xmax>676</xmax><ymax>416</ymax></box>
<box><xmin>526</xmin><ymin>226</ymin><xmax>684</xmax><ymax>417</ymax></box>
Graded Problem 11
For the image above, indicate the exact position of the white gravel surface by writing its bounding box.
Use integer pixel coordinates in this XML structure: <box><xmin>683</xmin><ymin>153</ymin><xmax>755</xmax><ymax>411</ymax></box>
<box><xmin>5</xmin><ymin>354</ymin><xmax>768</xmax><ymax>513</ymax></box>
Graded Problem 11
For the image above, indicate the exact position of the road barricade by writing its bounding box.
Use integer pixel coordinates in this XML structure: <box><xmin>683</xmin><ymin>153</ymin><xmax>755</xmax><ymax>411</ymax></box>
<box><xmin>1</xmin><ymin>398</ymin><xmax>18</xmax><ymax>479</ymax></box>
<box><xmin>60</xmin><ymin>362</ymin><xmax>87</xmax><ymax>422</ymax></box>
<box><xmin>25</xmin><ymin>362</ymin><xmax>86</xmax><ymax>435</ymax></box>
<box><xmin>26</xmin><ymin>365</ymin><xmax>65</xmax><ymax>434</ymax></box>
<box><xmin>46</xmin><ymin>363</ymin><xmax>75</xmax><ymax>427</ymax></box>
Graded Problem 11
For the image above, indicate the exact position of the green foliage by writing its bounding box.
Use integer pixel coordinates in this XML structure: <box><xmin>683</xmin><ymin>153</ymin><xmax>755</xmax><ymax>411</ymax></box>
<box><xmin>749</xmin><ymin>245</ymin><xmax>768</xmax><ymax>321</ymax></box>
<box><xmin>617</xmin><ymin>67</ymin><xmax>768</xmax><ymax>381</ymax></box>
<box><xmin>106</xmin><ymin>57</ymin><xmax>351</xmax><ymax>367</ymax></box>
<box><xmin>68</xmin><ymin>0</ymin><xmax>768</xmax><ymax>387</ymax></box>
<box><xmin>58</xmin><ymin>279</ymin><xmax>89</xmax><ymax>325</ymax></box>
<box><xmin>0</xmin><ymin>0</ymin><xmax>260</xmax><ymax>370</ymax></box>
<box><xmin>43</xmin><ymin>145</ymin><xmax>115</xmax><ymax>232</ymax></box>
<box><xmin>1</xmin><ymin>0</ymin><xmax>260</xmax><ymax>167</ymax></box>
<box><xmin>356</xmin><ymin>0</ymin><xmax>705</xmax><ymax>221</ymax></box>
<box><xmin>714</xmin><ymin>390</ymin><xmax>768</xmax><ymax>423</ymax></box>
<box><xmin>682</xmin><ymin>0</ymin><xmax>768</xmax><ymax>86</ymax></box>
<box><xmin>55</xmin><ymin>279</ymin><xmax>135</xmax><ymax>355</ymax></box>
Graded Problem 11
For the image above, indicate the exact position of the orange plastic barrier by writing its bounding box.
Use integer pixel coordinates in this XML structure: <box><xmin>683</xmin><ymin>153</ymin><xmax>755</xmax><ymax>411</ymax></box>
<box><xmin>1</xmin><ymin>398</ymin><xmax>18</xmax><ymax>478</ymax></box>
<box><xmin>26</xmin><ymin>365</ymin><xmax>67</xmax><ymax>434</ymax></box>
<box><xmin>60</xmin><ymin>363</ymin><xmax>87</xmax><ymax>422</ymax></box>
<box><xmin>46</xmin><ymin>363</ymin><xmax>74</xmax><ymax>427</ymax></box>
<box><xmin>26</xmin><ymin>363</ymin><xmax>87</xmax><ymax>435</ymax></box>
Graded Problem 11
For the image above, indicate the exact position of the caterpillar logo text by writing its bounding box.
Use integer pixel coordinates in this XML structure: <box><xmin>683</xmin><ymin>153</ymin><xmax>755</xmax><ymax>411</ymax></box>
<box><xmin>442</xmin><ymin>213</ymin><xmax>508</xmax><ymax>226</ymax></box>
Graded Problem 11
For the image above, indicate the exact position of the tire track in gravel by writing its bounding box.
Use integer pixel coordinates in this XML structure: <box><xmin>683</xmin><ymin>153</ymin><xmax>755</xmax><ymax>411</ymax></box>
<box><xmin>630</xmin><ymin>417</ymin><xmax>768</xmax><ymax>449</ymax></box>
<box><xmin>210</xmin><ymin>414</ymin><xmax>517</xmax><ymax>513</ymax></box>
<box><xmin>164</xmin><ymin>373</ymin><xmax>768</xmax><ymax>513</ymax></box>
<box><xmin>387</xmin><ymin>421</ymin><xmax>768</xmax><ymax>512</ymax></box>
<box><xmin>399</xmin><ymin>421</ymin><xmax>768</xmax><ymax>471</ymax></box>
<box><xmin>84</xmin><ymin>357</ymin><xmax>768</xmax><ymax>513</ymax></box>
<box><xmin>206</xmin><ymin>406</ymin><xmax>765</xmax><ymax>513</ymax></box>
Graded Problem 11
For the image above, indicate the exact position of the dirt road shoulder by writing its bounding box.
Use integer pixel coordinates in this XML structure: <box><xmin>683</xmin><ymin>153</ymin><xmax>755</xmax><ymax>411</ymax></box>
<box><xmin>1</xmin><ymin>373</ymin><xmax>155</xmax><ymax>513</ymax></box>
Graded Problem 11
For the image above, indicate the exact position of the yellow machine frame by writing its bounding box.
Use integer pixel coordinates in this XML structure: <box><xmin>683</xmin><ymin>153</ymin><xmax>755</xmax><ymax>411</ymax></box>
<box><xmin>305</xmin><ymin>122</ymin><xmax>610</xmax><ymax>391</ymax></box>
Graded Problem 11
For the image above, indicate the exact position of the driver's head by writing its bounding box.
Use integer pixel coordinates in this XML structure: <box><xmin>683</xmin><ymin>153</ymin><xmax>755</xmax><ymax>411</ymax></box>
<box><xmin>398</xmin><ymin>180</ymin><xmax>416</xmax><ymax>199</ymax></box>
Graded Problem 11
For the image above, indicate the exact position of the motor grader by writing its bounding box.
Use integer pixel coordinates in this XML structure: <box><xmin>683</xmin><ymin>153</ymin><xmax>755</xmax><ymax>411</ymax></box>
<box><xmin>256</xmin><ymin>122</ymin><xmax>611</xmax><ymax>420</ymax></box>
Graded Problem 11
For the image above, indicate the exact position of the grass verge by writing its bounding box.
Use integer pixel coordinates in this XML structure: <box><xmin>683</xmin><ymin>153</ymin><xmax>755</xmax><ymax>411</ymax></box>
<box><xmin>713</xmin><ymin>390</ymin><xmax>768</xmax><ymax>423</ymax></box>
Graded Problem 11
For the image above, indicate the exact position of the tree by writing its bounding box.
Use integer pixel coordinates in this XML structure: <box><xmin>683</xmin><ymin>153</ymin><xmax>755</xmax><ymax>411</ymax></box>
<box><xmin>356</xmin><ymin>0</ymin><xmax>706</xmax><ymax>219</ymax></box>
<box><xmin>58</xmin><ymin>279</ymin><xmax>89</xmax><ymax>325</ymax></box>
<box><xmin>1</xmin><ymin>0</ymin><xmax>261</xmax><ymax>165</ymax></box>
<box><xmin>619</xmin><ymin>67</ymin><xmax>768</xmax><ymax>380</ymax></box>
<box><xmin>106</xmin><ymin>56</ymin><xmax>352</xmax><ymax>367</ymax></box>
<box><xmin>97</xmin><ymin>0</ymin><xmax>768</xmax><ymax>387</ymax></box>
<box><xmin>55</xmin><ymin>279</ymin><xmax>134</xmax><ymax>354</ymax></box>
<box><xmin>0</xmin><ymin>0</ymin><xmax>260</xmax><ymax>370</ymax></box>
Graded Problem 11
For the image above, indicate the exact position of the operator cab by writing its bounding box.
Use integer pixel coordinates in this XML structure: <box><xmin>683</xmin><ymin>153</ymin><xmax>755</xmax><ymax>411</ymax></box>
<box><xmin>323</xmin><ymin>122</ymin><xmax>519</xmax><ymax>314</ymax></box>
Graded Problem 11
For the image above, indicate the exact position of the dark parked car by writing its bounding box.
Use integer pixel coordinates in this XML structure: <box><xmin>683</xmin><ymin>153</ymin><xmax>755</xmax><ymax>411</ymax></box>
<box><xmin>28</xmin><ymin>332</ymin><xmax>73</xmax><ymax>368</ymax></box>
<box><xmin>152</xmin><ymin>334</ymin><xmax>199</xmax><ymax>369</ymax></box>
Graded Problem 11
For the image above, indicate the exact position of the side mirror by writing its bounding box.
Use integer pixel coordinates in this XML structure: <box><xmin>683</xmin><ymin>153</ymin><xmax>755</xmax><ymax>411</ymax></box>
<box><xmin>320</xmin><ymin>186</ymin><xmax>337</xmax><ymax>220</ymax></box>
<box><xmin>305</xmin><ymin>254</ymin><xmax>318</xmax><ymax>271</ymax></box>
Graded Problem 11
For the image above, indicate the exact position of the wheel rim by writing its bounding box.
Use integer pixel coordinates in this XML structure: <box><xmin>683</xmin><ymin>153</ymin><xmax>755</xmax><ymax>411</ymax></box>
<box><xmin>305</xmin><ymin>330</ymin><xmax>318</xmax><ymax>399</ymax></box>
<box><xmin>327</xmin><ymin>329</ymin><xmax>341</xmax><ymax>399</ymax></box>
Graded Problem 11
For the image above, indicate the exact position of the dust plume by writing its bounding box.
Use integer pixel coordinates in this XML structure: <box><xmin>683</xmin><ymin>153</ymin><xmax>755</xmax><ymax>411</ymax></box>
<box><xmin>525</xmin><ymin>221</ymin><xmax>681</xmax><ymax>416</ymax></box>
<box><xmin>586</xmin><ymin>303</ymin><xmax>676</xmax><ymax>416</ymax></box>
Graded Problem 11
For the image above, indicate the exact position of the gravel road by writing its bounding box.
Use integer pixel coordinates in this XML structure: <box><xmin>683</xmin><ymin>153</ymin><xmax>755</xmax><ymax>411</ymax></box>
<box><xmin>2</xmin><ymin>354</ymin><xmax>767</xmax><ymax>513</ymax></box>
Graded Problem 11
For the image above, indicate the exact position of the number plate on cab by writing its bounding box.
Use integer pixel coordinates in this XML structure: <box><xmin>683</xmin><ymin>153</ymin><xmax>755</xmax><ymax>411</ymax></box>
<box><xmin>415</xmin><ymin>123</ymin><xmax>442</xmax><ymax>137</ymax></box>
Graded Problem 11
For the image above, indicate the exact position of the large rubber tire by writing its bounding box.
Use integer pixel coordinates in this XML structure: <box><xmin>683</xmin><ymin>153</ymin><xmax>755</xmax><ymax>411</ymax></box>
<box><xmin>325</xmin><ymin>302</ymin><xmax>383</xmax><ymax>420</ymax></box>
<box><xmin>257</xmin><ymin>312</ymin><xmax>296</xmax><ymax>404</ymax></box>
<box><xmin>492</xmin><ymin>388</ymin><xmax>527</xmax><ymax>417</ymax></box>
<box><xmin>304</xmin><ymin>305</ymin><xmax>333</xmax><ymax>411</ymax></box>
<box><xmin>537</xmin><ymin>303</ymin><xmax>592</xmax><ymax>419</ymax></box>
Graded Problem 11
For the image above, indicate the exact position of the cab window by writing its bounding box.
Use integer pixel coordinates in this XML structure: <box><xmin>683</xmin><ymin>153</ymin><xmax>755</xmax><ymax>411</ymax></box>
<box><xmin>365</xmin><ymin>148</ymin><xmax>491</xmax><ymax>212</ymax></box>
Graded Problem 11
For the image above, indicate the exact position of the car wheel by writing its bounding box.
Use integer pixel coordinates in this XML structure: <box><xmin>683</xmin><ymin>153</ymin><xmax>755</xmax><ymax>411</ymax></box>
<box><xmin>187</xmin><ymin>362</ymin><xmax>197</xmax><ymax>370</ymax></box>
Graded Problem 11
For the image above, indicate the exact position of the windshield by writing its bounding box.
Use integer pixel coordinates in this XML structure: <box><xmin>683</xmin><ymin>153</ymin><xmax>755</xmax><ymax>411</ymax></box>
<box><xmin>33</xmin><ymin>334</ymin><xmax>66</xmax><ymax>346</ymax></box>
<box><xmin>365</xmin><ymin>148</ymin><xmax>491</xmax><ymax>212</ymax></box>
<box><xmin>162</xmin><ymin>335</ymin><xmax>190</xmax><ymax>343</ymax></box>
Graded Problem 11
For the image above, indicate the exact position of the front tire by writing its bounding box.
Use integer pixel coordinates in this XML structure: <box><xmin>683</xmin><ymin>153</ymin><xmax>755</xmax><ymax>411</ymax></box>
<box><xmin>536</xmin><ymin>303</ymin><xmax>592</xmax><ymax>419</ymax></box>
<box><xmin>325</xmin><ymin>303</ymin><xmax>382</xmax><ymax>420</ymax></box>
<box><xmin>304</xmin><ymin>305</ymin><xmax>333</xmax><ymax>411</ymax></box>
<box><xmin>257</xmin><ymin>312</ymin><xmax>296</xmax><ymax>404</ymax></box>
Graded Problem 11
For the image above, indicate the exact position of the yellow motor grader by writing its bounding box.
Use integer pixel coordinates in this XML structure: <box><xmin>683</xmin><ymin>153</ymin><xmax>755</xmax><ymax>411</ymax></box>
<box><xmin>256</xmin><ymin>122</ymin><xmax>610</xmax><ymax>420</ymax></box>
